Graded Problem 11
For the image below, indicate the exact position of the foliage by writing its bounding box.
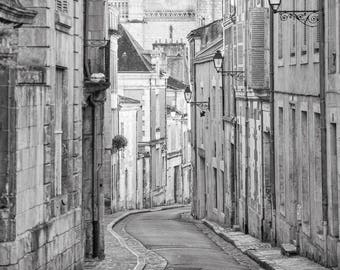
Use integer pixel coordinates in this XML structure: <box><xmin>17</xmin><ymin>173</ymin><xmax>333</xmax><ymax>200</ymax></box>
<box><xmin>112</xmin><ymin>135</ymin><xmax>128</xmax><ymax>152</ymax></box>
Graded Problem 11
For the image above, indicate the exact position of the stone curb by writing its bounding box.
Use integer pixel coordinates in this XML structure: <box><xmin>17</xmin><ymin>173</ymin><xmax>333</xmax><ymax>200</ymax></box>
<box><xmin>107</xmin><ymin>204</ymin><xmax>187</xmax><ymax>270</ymax></box>
<box><xmin>202</xmin><ymin>219</ymin><xmax>330</xmax><ymax>270</ymax></box>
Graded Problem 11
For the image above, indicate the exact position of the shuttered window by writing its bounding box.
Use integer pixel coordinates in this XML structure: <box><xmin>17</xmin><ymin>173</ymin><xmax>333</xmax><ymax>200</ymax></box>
<box><xmin>248</xmin><ymin>7</ymin><xmax>268</xmax><ymax>90</ymax></box>
<box><xmin>301</xmin><ymin>0</ymin><xmax>308</xmax><ymax>56</ymax></box>
<box><xmin>328</xmin><ymin>0</ymin><xmax>336</xmax><ymax>73</ymax></box>
<box><xmin>290</xmin><ymin>0</ymin><xmax>297</xmax><ymax>57</ymax></box>
<box><xmin>314</xmin><ymin>0</ymin><xmax>320</xmax><ymax>53</ymax></box>
<box><xmin>278</xmin><ymin>19</ymin><xmax>283</xmax><ymax>59</ymax></box>
<box><xmin>56</xmin><ymin>0</ymin><xmax>68</xmax><ymax>13</ymax></box>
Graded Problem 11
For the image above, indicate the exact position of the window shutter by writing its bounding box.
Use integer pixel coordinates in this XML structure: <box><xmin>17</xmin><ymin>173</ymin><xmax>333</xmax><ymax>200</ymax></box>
<box><xmin>328</xmin><ymin>0</ymin><xmax>336</xmax><ymax>73</ymax></box>
<box><xmin>62</xmin><ymin>0</ymin><xmax>68</xmax><ymax>13</ymax></box>
<box><xmin>56</xmin><ymin>0</ymin><xmax>68</xmax><ymax>13</ymax></box>
<box><xmin>248</xmin><ymin>7</ymin><xmax>269</xmax><ymax>91</ymax></box>
<box><xmin>56</xmin><ymin>0</ymin><xmax>62</xmax><ymax>11</ymax></box>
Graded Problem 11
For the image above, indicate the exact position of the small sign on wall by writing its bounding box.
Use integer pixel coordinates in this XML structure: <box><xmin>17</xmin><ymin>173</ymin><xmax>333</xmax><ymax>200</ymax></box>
<box><xmin>17</xmin><ymin>69</ymin><xmax>45</xmax><ymax>84</ymax></box>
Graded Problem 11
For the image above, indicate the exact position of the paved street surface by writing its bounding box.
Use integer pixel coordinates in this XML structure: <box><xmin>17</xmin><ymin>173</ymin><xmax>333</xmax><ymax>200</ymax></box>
<box><xmin>119</xmin><ymin>207</ymin><xmax>263</xmax><ymax>270</ymax></box>
<box><xmin>84</xmin><ymin>207</ymin><xmax>329</xmax><ymax>270</ymax></box>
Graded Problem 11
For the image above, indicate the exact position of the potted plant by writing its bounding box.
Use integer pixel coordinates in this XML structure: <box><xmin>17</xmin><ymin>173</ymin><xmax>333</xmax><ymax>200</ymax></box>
<box><xmin>112</xmin><ymin>135</ymin><xmax>128</xmax><ymax>152</ymax></box>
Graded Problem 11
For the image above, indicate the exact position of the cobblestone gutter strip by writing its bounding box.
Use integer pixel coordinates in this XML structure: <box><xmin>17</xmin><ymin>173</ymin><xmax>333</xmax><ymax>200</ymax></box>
<box><xmin>109</xmin><ymin>204</ymin><xmax>186</xmax><ymax>270</ymax></box>
<box><xmin>202</xmin><ymin>219</ymin><xmax>330</xmax><ymax>270</ymax></box>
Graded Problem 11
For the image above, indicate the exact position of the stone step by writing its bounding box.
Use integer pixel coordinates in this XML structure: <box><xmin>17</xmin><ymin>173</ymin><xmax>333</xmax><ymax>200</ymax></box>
<box><xmin>281</xmin><ymin>243</ymin><xmax>298</xmax><ymax>257</ymax></box>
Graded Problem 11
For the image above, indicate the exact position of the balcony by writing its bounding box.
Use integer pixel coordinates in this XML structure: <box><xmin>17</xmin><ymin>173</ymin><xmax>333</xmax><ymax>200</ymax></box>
<box><xmin>84</xmin><ymin>39</ymin><xmax>111</xmax><ymax>93</ymax></box>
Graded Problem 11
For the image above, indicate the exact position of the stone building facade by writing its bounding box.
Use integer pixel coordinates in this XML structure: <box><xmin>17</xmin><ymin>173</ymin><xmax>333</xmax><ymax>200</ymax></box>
<box><xmin>115</xmin><ymin>96</ymin><xmax>142</xmax><ymax>210</ymax></box>
<box><xmin>0</xmin><ymin>0</ymin><xmax>117</xmax><ymax>269</ymax></box>
<box><xmin>117</xmin><ymin>25</ymin><xmax>167</xmax><ymax>208</ymax></box>
<box><xmin>189</xmin><ymin>0</ymin><xmax>340</xmax><ymax>268</ymax></box>
<box><xmin>325</xmin><ymin>0</ymin><xmax>340</xmax><ymax>267</ymax></box>
<box><xmin>82</xmin><ymin>0</ymin><xmax>117</xmax><ymax>260</ymax></box>
<box><xmin>0</xmin><ymin>0</ymin><xmax>85</xmax><ymax>269</ymax></box>
<box><xmin>188</xmin><ymin>20</ymin><xmax>225</xmax><ymax>221</ymax></box>
<box><xmin>222</xmin><ymin>0</ymin><xmax>273</xmax><ymax>241</ymax></box>
<box><xmin>166</xmin><ymin>77</ymin><xmax>191</xmax><ymax>205</ymax></box>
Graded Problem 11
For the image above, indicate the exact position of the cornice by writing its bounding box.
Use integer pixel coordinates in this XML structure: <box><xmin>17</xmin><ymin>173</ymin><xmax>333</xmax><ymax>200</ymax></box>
<box><xmin>0</xmin><ymin>0</ymin><xmax>37</xmax><ymax>25</ymax></box>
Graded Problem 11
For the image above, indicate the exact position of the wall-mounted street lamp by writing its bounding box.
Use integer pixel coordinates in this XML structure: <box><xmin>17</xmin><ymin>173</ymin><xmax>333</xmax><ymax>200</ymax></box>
<box><xmin>268</xmin><ymin>0</ymin><xmax>320</xmax><ymax>27</ymax></box>
<box><xmin>213</xmin><ymin>50</ymin><xmax>245</xmax><ymax>82</ymax></box>
<box><xmin>184</xmin><ymin>86</ymin><xmax>210</xmax><ymax>117</ymax></box>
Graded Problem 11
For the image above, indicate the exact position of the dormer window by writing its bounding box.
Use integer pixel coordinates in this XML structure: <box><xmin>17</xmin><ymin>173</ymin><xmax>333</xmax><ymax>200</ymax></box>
<box><xmin>56</xmin><ymin>0</ymin><xmax>68</xmax><ymax>13</ymax></box>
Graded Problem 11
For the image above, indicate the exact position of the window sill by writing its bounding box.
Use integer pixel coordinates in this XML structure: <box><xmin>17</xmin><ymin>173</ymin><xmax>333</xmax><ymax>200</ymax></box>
<box><xmin>55</xmin><ymin>11</ymin><xmax>72</xmax><ymax>33</ymax></box>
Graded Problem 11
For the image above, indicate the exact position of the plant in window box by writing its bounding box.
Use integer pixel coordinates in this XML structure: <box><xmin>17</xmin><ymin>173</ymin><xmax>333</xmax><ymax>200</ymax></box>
<box><xmin>112</xmin><ymin>135</ymin><xmax>128</xmax><ymax>153</ymax></box>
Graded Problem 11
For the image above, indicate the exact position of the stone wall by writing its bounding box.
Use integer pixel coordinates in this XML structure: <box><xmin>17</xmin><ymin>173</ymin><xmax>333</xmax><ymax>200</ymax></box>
<box><xmin>0</xmin><ymin>0</ymin><xmax>84</xmax><ymax>269</ymax></box>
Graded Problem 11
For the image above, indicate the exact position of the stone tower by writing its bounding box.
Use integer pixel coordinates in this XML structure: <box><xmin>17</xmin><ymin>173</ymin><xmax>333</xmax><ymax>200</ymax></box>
<box><xmin>196</xmin><ymin>0</ymin><xmax>223</xmax><ymax>25</ymax></box>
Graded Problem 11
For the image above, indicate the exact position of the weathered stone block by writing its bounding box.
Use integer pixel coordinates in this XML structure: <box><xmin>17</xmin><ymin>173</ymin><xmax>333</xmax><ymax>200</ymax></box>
<box><xmin>43</xmin><ymin>125</ymin><xmax>52</xmax><ymax>145</ymax></box>
<box><xmin>19</xmin><ymin>28</ymin><xmax>50</xmax><ymax>48</ymax></box>
<box><xmin>43</xmin><ymin>163</ymin><xmax>53</xmax><ymax>184</ymax></box>
<box><xmin>16</xmin><ymin>128</ymin><xmax>29</xmax><ymax>150</ymax></box>
<box><xmin>73</xmin><ymin>121</ymin><xmax>82</xmax><ymax>139</ymax></box>
<box><xmin>0</xmin><ymin>243</ymin><xmax>10</xmax><ymax>265</ymax></box>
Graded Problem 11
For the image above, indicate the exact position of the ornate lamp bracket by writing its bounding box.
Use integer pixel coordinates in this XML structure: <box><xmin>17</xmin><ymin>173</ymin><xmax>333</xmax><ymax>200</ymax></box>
<box><xmin>276</xmin><ymin>10</ymin><xmax>320</xmax><ymax>27</ymax></box>
<box><xmin>192</xmin><ymin>101</ymin><xmax>210</xmax><ymax>112</ymax></box>
<box><xmin>220</xmin><ymin>71</ymin><xmax>245</xmax><ymax>82</ymax></box>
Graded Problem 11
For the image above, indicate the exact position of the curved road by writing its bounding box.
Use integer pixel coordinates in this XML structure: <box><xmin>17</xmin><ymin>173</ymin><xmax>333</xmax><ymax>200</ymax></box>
<box><xmin>114</xmin><ymin>207</ymin><xmax>262</xmax><ymax>270</ymax></box>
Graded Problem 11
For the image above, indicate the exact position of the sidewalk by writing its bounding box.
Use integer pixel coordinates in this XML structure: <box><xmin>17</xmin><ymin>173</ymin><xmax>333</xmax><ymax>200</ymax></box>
<box><xmin>203</xmin><ymin>219</ymin><xmax>331</xmax><ymax>270</ymax></box>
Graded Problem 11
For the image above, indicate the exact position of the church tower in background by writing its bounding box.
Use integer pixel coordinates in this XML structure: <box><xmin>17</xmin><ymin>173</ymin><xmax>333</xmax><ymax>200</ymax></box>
<box><xmin>196</xmin><ymin>0</ymin><xmax>223</xmax><ymax>25</ymax></box>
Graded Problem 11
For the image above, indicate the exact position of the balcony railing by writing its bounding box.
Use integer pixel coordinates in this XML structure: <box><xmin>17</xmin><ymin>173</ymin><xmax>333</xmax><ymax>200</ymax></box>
<box><xmin>84</xmin><ymin>39</ymin><xmax>110</xmax><ymax>91</ymax></box>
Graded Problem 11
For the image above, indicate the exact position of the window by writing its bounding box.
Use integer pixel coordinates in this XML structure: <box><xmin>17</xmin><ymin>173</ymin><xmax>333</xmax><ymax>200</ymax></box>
<box><xmin>290</xmin><ymin>0</ymin><xmax>296</xmax><ymax>57</ymax></box>
<box><xmin>56</xmin><ymin>0</ymin><xmax>68</xmax><ymax>13</ymax></box>
<box><xmin>156</xmin><ymin>94</ymin><xmax>160</xmax><ymax>128</ymax></box>
<box><xmin>278</xmin><ymin>19</ymin><xmax>283</xmax><ymax>59</ymax></box>
<box><xmin>314</xmin><ymin>0</ymin><xmax>320</xmax><ymax>53</ymax></box>
<box><xmin>328</xmin><ymin>0</ymin><xmax>337</xmax><ymax>73</ymax></box>
<box><xmin>169</xmin><ymin>25</ymin><xmax>173</xmax><ymax>40</ymax></box>
<box><xmin>112</xmin><ymin>0</ymin><xmax>129</xmax><ymax>20</ymax></box>
<box><xmin>301</xmin><ymin>0</ymin><xmax>308</xmax><ymax>55</ymax></box>
<box><xmin>330</xmin><ymin>123</ymin><xmax>338</xmax><ymax>237</ymax></box>
<box><xmin>278</xmin><ymin>107</ymin><xmax>285</xmax><ymax>214</ymax></box>
<box><xmin>301</xmin><ymin>111</ymin><xmax>310</xmax><ymax>234</ymax></box>
<box><xmin>55</xmin><ymin>68</ymin><xmax>67</xmax><ymax>196</ymax></box>
<box><xmin>212</xmin><ymin>86</ymin><xmax>216</xmax><ymax>117</ymax></box>
<box><xmin>214</xmin><ymin>168</ymin><xmax>218</xmax><ymax>209</ymax></box>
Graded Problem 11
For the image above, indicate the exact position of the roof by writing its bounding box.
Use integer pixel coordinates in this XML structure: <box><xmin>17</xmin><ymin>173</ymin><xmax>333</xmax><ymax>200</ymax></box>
<box><xmin>187</xmin><ymin>19</ymin><xmax>222</xmax><ymax>41</ymax></box>
<box><xmin>167</xmin><ymin>76</ymin><xmax>188</xmax><ymax>90</ymax></box>
<box><xmin>119</xmin><ymin>95</ymin><xmax>140</xmax><ymax>104</ymax></box>
<box><xmin>118</xmin><ymin>25</ymin><xmax>153</xmax><ymax>72</ymax></box>
<box><xmin>194</xmin><ymin>38</ymin><xmax>223</xmax><ymax>64</ymax></box>
<box><xmin>0</xmin><ymin>0</ymin><xmax>37</xmax><ymax>25</ymax></box>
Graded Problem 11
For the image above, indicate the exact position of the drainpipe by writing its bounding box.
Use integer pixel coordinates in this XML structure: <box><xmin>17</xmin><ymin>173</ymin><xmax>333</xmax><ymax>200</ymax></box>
<box><xmin>319</xmin><ymin>0</ymin><xmax>328</xmax><ymax>254</ymax></box>
<box><xmin>117</xmin><ymin>106</ymin><xmax>120</xmax><ymax>211</ymax></box>
<box><xmin>269</xmin><ymin>7</ymin><xmax>277</xmax><ymax>244</ymax></box>
<box><xmin>149</xmin><ymin>78</ymin><xmax>153</xmax><ymax>208</ymax></box>
<box><xmin>244</xmin><ymin>0</ymin><xmax>249</xmax><ymax>234</ymax></box>
<box><xmin>164</xmin><ymin>76</ymin><xmax>168</xmax><ymax>193</ymax></box>
<box><xmin>136</xmin><ymin>110</ymin><xmax>138</xmax><ymax>209</ymax></box>
<box><xmin>260</xmin><ymin>101</ymin><xmax>266</xmax><ymax>241</ymax></box>
<box><xmin>192</xmin><ymin>63</ymin><xmax>198</xmax><ymax>219</ymax></box>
